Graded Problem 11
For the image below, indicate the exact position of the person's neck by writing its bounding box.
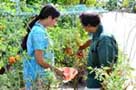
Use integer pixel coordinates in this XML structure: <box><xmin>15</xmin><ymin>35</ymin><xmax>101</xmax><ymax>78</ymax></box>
<box><xmin>39</xmin><ymin>19</ymin><xmax>48</xmax><ymax>27</ymax></box>
<box><xmin>92</xmin><ymin>25</ymin><xmax>103</xmax><ymax>39</ymax></box>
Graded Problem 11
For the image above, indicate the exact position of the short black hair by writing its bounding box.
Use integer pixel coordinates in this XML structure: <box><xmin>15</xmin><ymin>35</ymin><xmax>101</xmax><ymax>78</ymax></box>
<box><xmin>79</xmin><ymin>12</ymin><xmax>100</xmax><ymax>27</ymax></box>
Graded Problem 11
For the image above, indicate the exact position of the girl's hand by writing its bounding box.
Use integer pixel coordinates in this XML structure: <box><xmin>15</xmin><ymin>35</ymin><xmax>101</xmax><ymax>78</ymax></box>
<box><xmin>50</xmin><ymin>66</ymin><xmax>64</xmax><ymax>78</ymax></box>
<box><xmin>54</xmin><ymin>68</ymin><xmax>64</xmax><ymax>78</ymax></box>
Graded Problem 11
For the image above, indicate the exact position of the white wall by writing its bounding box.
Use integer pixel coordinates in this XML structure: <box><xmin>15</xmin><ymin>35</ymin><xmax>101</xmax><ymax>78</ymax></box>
<box><xmin>101</xmin><ymin>12</ymin><xmax>136</xmax><ymax>68</ymax></box>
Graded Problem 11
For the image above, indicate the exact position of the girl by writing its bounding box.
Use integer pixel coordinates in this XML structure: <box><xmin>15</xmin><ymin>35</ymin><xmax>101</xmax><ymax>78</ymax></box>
<box><xmin>21</xmin><ymin>4</ymin><xmax>64</xmax><ymax>90</ymax></box>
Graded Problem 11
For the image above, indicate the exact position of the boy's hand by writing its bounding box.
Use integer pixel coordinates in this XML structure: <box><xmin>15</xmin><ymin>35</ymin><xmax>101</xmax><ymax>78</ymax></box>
<box><xmin>76</xmin><ymin>50</ymin><xmax>84</xmax><ymax>59</ymax></box>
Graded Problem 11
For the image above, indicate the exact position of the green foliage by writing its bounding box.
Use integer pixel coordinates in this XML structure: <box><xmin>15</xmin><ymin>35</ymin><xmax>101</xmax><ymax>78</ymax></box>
<box><xmin>1</xmin><ymin>0</ymin><xmax>136</xmax><ymax>12</ymax></box>
<box><xmin>0</xmin><ymin>1</ymin><xmax>136</xmax><ymax>89</ymax></box>
<box><xmin>88</xmin><ymin>51</ymin><xmax>135</xmax><ymax>90</ymax></box>
<box><xmin>0</xmin><ymin>13</ymin><xmax>88</xmax><ymax>89</ymax></box>
<box><xmin>86</xmin><ymin>0</ymin><xmax>97</xmax><ymax>6</ymax></box>
<box><xmin>122</xmin><ymin>0</ymin><xmax>129</xmax><ymax>8</ymax></box>
<box><xmin>0</xmin><ymin>16</ymin><xmax>25</xmax><ymax>89</ymax></box>
<box><xmin>132</xmin><ymin>4</ymin><xmax>136</xmax><ymax>13</ymax></box>
<box><xmin>48</xmin><ymin>24</ymin><xmax>88</xmax><ymax>67</ymax></box>
<box><xmin>105</xmin><ymin>0</ymin><xmax>118</xmax><ymax>10</ymax></box>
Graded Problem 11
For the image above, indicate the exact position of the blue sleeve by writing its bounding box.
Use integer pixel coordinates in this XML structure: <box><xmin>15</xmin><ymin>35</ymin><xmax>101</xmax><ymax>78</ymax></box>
<box><xmin>97</xmin><ymin>38</ymin><xmax>115</xmax><ymax>67</ymax></box>
<box><xmin>32</xmin><ymin>30</ymin><xmax>48</xmax><ymax>51</ymax></box>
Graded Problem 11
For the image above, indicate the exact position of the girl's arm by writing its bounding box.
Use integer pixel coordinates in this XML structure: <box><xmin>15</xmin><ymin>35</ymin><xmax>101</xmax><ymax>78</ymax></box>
<box><xmin>35</xmin><ymin>50</ymin><xmax>64</xmax><ymax>77</ymax></box>
<box><xmin>35</xmin><ymin>50</ymin><xmax>50</xmax><ymax>68</ymax></box>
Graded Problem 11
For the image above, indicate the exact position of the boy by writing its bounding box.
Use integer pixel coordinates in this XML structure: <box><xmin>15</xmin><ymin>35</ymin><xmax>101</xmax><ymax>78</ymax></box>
<box><xmin>77</xmin><ymin>12</ymin><xmax>118</xmax><ymax>90</ymax></box>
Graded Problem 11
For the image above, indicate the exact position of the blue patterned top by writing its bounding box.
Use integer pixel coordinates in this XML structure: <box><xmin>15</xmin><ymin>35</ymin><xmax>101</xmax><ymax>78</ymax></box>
<box><xmin>23</xmin><ymin>21</ymin><xmax>54</xmax><ymax>88</ymax></box>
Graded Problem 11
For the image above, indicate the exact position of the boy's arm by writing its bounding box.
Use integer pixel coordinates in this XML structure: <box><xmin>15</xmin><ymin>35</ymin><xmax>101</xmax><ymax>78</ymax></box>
<box><xmin>78</xmin><ymin>39</ymin><xmax>92</xmax><ymax>50</ymax></box>
<box><xmin>76</xmin><ymin>39</ymin><xmax>91</xmax><ymax>59</ymax></box>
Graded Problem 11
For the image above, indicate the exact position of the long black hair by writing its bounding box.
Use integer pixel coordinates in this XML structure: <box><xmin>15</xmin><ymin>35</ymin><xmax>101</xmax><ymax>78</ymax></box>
<box><xmin>21</xmin><ymin>4</ymin><xmax>60</xmax><ymax>50</ymax></box>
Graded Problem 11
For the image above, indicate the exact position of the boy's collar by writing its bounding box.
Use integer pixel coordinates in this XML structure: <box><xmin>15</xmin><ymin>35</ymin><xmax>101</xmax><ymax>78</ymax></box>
<box><xmin>92</xmin><ymin>25</ymin><xmax>103</xmax><ymax>40</ymax></box>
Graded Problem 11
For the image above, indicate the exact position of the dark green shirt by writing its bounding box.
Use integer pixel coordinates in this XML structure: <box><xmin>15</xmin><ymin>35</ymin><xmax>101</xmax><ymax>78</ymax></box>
<box><xmin>87</xmin><ymin>25</ymin><xmax>117</xmax><ymax>88</ymax></box>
